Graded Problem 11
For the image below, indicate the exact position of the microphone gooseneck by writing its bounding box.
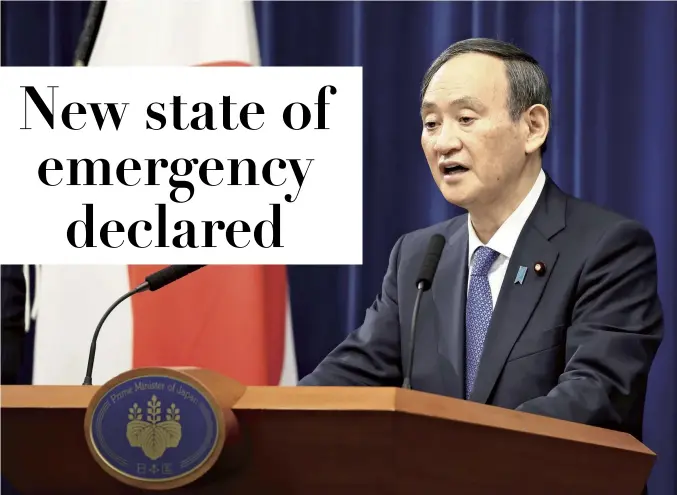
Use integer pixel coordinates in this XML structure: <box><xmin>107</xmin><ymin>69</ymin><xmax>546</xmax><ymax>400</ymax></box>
<box><xmin>82</xmin><ymin>283</ymin><xmax>148</xmax><ymax>385</ymax></box>
<box><xmin>402</xmin><ymin>234</ymin><xmax>446</xmax><ymax>389</ymax></box>
<box><xmin>82</xmin><ymin>265</ymin><xmax>206</xmax><ymax>385</ymax></box>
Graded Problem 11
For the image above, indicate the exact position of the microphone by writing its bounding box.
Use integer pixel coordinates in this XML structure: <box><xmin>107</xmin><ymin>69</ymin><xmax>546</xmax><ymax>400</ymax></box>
<box><xmin>82</xmin><ymin>265</ymin><xmax>205</xmax><ymax>385</ymax></box>
<box><xmin>402</xmin><ymin>235</ymin><xmax>445</xmax><ymax>389</ymax></box>
<box><xmin>144</xmin><ymin>264</ymin><xmax>206</xmax><ymax>291</ymax></box>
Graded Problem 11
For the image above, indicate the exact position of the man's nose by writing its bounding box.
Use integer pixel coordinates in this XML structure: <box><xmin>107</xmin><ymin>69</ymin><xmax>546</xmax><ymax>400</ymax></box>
<box><xmin>433</xmin><ymin>122</ymin><xmax>462</xmax><ymax>154</ymax></box>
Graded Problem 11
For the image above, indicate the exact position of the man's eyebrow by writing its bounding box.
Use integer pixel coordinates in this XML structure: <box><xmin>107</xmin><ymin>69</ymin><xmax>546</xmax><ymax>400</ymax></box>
<box><xmin>451</xmin><ymin>96</ymin><xmax>485</xmax><ymax>109</ymax></box>
<box><xmin>420</xmin><ymin>96</ymin><xmax>486</xmax><ymax>114</ymax></box>
<box><xmin>421</xmin><ymin>100</ymin><xmax>436</xmax><ymax>114</ymax></box>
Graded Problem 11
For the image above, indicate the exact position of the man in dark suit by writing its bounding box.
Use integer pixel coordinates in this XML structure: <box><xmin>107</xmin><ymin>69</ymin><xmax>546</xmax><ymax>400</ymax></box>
<box><xmin>298</xmin><ymin>38</ymin><xmax>663</xmax><ymax>441</ymax></box>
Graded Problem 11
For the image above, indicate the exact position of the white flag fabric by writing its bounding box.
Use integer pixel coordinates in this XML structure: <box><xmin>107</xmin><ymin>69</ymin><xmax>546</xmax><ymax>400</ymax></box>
<box><xmin>32</xmin><ymin>0</ymin><xmax>297</xmax><ymax>387</ymax></box>
<box><xmin>89</xmin><ymin>0</ymin><xmax>260</xmax><ymax>66</ymax></box>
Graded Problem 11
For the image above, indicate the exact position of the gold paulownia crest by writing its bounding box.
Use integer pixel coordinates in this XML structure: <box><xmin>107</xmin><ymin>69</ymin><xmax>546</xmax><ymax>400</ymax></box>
<box><xmin>126</xmin><ymin>394</ymin><xmax>182</xmax><ymax>460</ymax></box>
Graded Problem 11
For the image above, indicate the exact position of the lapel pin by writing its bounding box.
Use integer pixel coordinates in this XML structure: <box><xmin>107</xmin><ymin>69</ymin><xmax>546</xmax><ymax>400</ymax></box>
<box><xmin>514</xmin><ymin>266</ymin><xmax>527</xmax><ymax>284</ymax></box>
<box><xmin>534</xmin><ymin>261</ymin><xmax>546</xmax><ymax>276</ymax></box>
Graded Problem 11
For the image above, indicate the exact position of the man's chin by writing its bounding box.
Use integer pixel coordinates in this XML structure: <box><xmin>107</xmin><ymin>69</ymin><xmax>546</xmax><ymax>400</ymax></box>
<box><xmin>439</xmin><ymin>184</ymin><xmax>472</xmax><ymax>209</ymax></box>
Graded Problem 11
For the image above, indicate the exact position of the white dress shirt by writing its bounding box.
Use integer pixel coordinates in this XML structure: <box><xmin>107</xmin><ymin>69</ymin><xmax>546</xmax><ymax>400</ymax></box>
<box><xmin>467</xmin><ymin>169</ymin><xmax>546</xmax><ymax>308</ymax></box>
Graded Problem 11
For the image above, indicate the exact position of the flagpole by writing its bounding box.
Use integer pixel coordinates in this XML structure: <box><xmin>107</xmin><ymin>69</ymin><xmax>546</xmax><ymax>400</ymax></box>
<box><xmin>73</xmin><ymin>1</ymin><xmax>107</xmax><ymax>66</ymax></box>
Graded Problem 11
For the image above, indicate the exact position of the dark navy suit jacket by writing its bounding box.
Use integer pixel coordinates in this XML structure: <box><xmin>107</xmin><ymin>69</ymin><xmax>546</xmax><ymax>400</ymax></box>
<box><xmin>299</xmin><ymin>176</ymin><xmax>663</xmax><ymax>440</ymax></box>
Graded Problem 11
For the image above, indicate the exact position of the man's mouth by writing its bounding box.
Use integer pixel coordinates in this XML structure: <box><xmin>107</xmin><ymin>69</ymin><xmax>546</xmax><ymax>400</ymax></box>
<box><xmin>441</xmin><ymin>164</ymin><xmax>469</xmax><ymax>176</ymax></box>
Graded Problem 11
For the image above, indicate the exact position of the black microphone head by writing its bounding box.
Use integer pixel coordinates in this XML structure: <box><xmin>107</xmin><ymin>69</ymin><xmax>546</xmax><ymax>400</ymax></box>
<box><xmin>145</xmin><ymin>265</ymin><xmax>205</xmax><ymax>291</ymax></box>
<box><xmin>416</xmin><ymin>234</ymin><xmax>446</xmax><ymax>291</ymax></box>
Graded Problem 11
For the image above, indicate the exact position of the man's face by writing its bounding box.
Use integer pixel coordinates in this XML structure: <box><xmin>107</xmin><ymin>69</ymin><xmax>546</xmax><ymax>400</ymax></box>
<box><xmin>420</xmin><ymin>53</ymin><xmax>529</xmax><ymax>210</ymax></box>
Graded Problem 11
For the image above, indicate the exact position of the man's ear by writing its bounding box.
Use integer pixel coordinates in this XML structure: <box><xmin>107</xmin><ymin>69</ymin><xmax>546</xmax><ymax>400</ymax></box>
<box><xmin>523</xmin><ymin>104</ymin><xmax>549</xmax><ymax>154</ymax></box>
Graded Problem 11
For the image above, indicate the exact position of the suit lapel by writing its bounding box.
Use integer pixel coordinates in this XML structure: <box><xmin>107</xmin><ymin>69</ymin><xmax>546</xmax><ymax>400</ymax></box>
<box><xmin>433</xmin><ymin>222</ymin><xmax>468</xmax><ymax>398</ymax></box>
<box><xmin>469</xmin><ymin>178</ymin><xmax>566</xmax><ymax>404</ymax></box>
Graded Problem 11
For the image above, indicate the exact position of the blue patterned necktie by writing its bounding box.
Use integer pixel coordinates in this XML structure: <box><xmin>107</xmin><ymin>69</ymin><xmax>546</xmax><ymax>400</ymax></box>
<box><xmin>465</xmin><ymin>246</ymin><xmax>500</xmax><ymax>399</ymax></box>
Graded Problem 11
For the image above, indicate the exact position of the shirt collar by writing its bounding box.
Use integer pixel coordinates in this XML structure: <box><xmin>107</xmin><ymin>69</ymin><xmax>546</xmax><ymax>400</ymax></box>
<box><xmin>468</xmin><ymin>168</ymin><xmax>546</xmax><ymax>266</ymax></box>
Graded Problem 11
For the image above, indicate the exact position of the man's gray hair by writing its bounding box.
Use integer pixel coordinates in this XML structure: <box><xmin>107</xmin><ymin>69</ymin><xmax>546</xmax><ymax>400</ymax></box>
<box><xmin>421</xmin><ymin>38</ymin><xmax>552</xmax><ymax>154</ymax></box>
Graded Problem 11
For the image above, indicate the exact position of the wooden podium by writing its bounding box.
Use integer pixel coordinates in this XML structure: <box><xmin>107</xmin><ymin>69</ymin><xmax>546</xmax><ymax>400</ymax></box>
<box><xmin>1</xmin><ymin>367</ymin><xmax>655</xmax><ymax>494</ymax></box>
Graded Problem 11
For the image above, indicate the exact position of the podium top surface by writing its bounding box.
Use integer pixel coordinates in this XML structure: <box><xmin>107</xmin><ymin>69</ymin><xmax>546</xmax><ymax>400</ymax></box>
<box><xmin>1</xmin><ymin>384</ymin><xmax>653</xmax><ymax>456</ymax></box>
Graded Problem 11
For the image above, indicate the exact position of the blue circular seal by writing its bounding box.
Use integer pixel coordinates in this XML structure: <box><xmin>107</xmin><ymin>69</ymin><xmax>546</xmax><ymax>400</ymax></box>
<box><xmin>89</xmin><ymin>374</ymin><xmax>220</xmax><ymax>483</ymax></box>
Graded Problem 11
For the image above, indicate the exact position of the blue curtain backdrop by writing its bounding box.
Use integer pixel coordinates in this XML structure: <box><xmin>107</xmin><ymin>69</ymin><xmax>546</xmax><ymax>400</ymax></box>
<box><xmin>2</xmin><ymin>2</ymin><xmax>675</xmax><ymax>494</ymax></box>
